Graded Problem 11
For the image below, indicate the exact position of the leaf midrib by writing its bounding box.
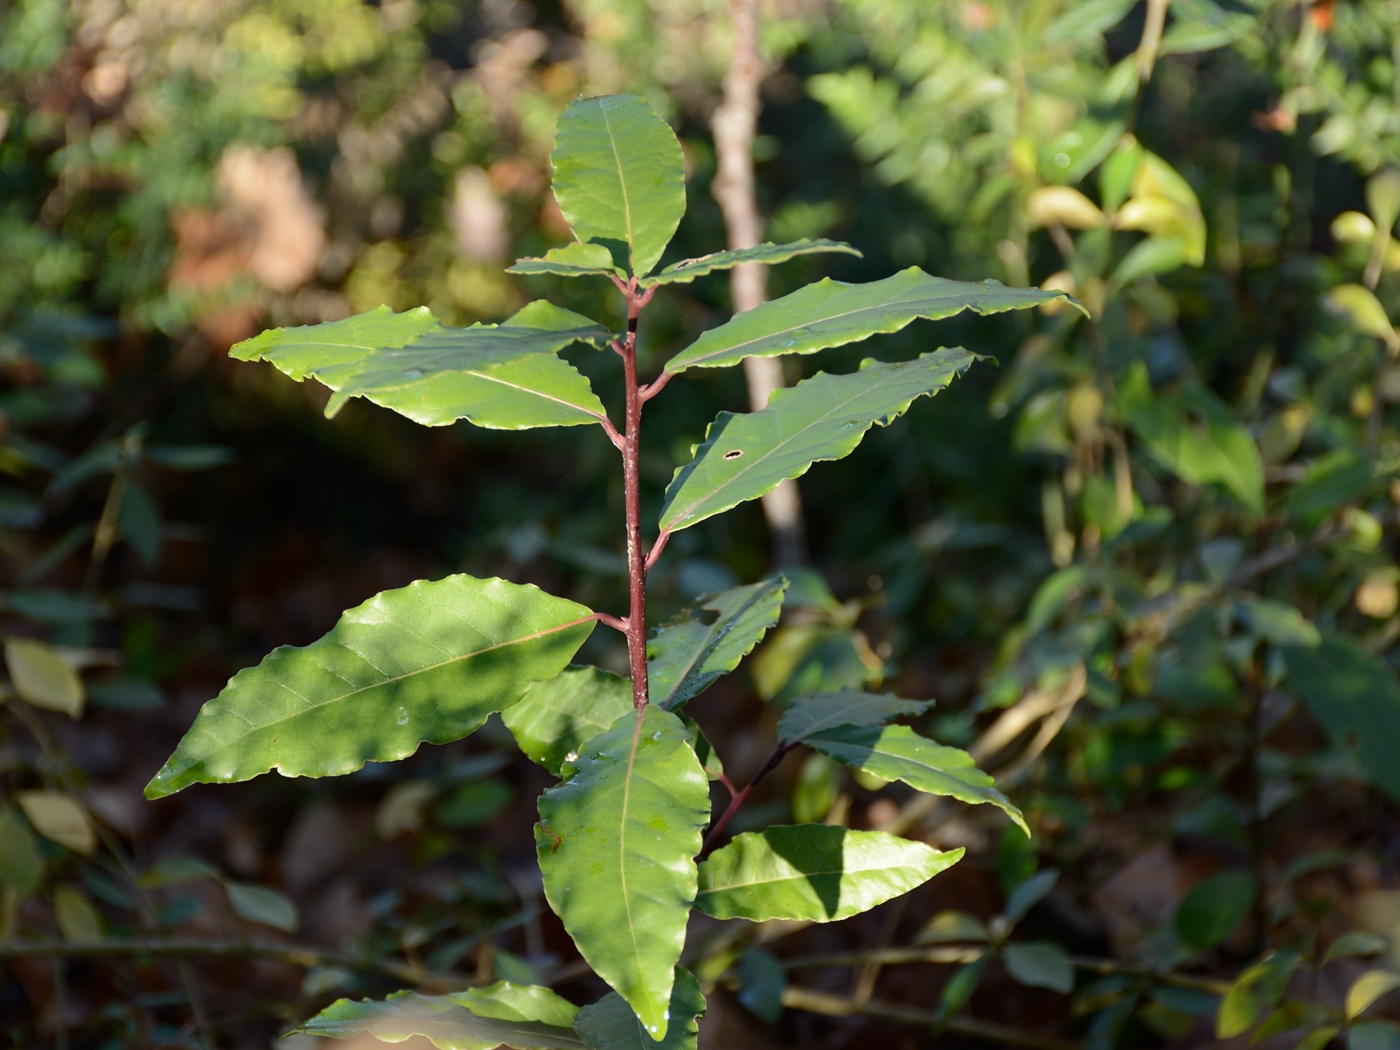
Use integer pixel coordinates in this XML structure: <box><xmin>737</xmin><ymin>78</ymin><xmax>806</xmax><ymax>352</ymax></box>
<box><xmin>598</xmin><ymin>101</ymin><xmax>636</xmax><ymax>273</ymax></box>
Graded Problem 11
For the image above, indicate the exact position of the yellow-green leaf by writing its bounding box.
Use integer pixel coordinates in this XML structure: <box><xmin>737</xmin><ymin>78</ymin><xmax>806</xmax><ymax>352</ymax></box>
<box><xmin>5</xmin><ymin>637</ymin><xmax>84</xmax><ymax>717</ymax></box>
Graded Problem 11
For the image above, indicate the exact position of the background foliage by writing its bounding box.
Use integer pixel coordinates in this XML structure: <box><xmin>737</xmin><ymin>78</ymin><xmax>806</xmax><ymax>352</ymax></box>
<box><xmin>3</xmin><ymin>0</ymin><xmax>1400</xmax><ymax>1047</ymax></box>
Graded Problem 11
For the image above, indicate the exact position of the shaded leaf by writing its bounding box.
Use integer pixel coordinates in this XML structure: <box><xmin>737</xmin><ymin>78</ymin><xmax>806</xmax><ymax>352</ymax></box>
<box><xmin>1175</xmin><ymin>870</ymin><xmax>1256</xmax><ymax>951</ymax></box>
<box><xmin>696</xmin><ymin>825</ymin><xmax>962</xmax><ymax>922</ymax></box>
<box><xmin>231</xmin><ymin>302</ymin><xmax>612</xmax><ymax>429</ymax></box>
<box><xmin>918</xmin><ymin>910</ymin><xmax>991</xmax><ymax>944</ymax></box>
<box><xmin>1004</xmin><ymin>942</ymin><xmax>1075</xmax><ymax>993</ymax></box>
<box><xmin>1216</xmin><ymin>950</ymin><xmax>1301</xmax><ymax>1038</ymax></box>
<box><xmin>1004</xmin><ymin>870</ymin><xmax>1059</xmax><ymax>925</ymax></box>
<box><xmin>638</xmin><ymin>239</ymin><xmax>862</xmax><ymax>288</ymax></box>
<box><xmin>225</xmin><ymin>880</ymin><xmax>299</xmax><ymax>932</ymax></box>
<box><xmin>665</xmin><ymin>267</ymin><xmax>1079</xmax><ymax>373</ymax></box>
<box><xmin>678</xmin><ymin>713</ymin><xmax>724</xmax><ymax>781</ymax></box>
<box><xmin>1283</xmin><ymin>634</ymin><xmax>1400</xmax><ymax>803</ymax></box>
<box><xmin>503</xmin><ymin>666</ymin><xmax>633</xmax><ymax>776</ymax></box>
<box><xmin>16</xmin><ymin>790</ymin><xmax>97</xmax><ymax>854</ymax></box>
<box><xmin>778</xmin><ymin>690</ymin><xmax>932</xmax><ymax>746</ymax></box>
<box><xmin>660</xmin><ymin>350</ymin><xmax>976</xmax><ymax>533</ymax></box>
<box><xmin>1352</xmin><ymin>1023</ymin><xmax>1400</xmax><ymax>1050</ymax></box>
<box><xmin>1326</xmin><ymin>932</ymin><xmax>1391</xmax><ymax>966</ymax></box>
<box><xmin>805</xmin><ymin>724</ymin><xmax>1027</xmax><ymax>833</ymax></box>
<box><xmin>0</xmin><ymin>806</ymin><xmax>45</xmax><ymax>895</ymax></box>
<box><xmin>572</xmin><ymin>966</ymin><xmax>705</xmax><ymax>1049</ymax></box>
<box><xmin>508</xmin><ymin>242</ymin><xmax>623</xmax><ymax>280</ymax></box>
<box><xmin>54</xmin><ymin>885</ymin><xmax>104</xmax><ymax>941</ymax></box>
<box><xmin>117</xmin><ymin>480</ymin><xmax>162</xmax><ymax>566</ymax></box>
<box><xmin>298</xmin><ymin>988</ymin><xmax>584</xmax><ymax>1050</ymax></box>
<box><xmin>537</xmin><ymin>707</ymin><xmax>710</xmax><ymax>1038</ymax></box>
<box><xmin>550</xmin><ymin>94</ymin><xmax>685</xmax><ymax>277</ymax></box>
<box><xmin>647</xmin><ymin>577</ymin><xmax>788</xmax><ymax>709</ymax></box>
<box><xmin>737</xmin><ymin>948</ymin><xmax>786</xmax><ymax>1023</ymax></box>
<box><xmin>145</xmin><ymin>575</ymin><xmax>594</xmax><ymax>799</ymax></box>
<box><xmin>5</xmin><ymin>636</ymin><xmax>83</xmax><ymax>717</ymax></box>
<box><xmin>935</xmin><ymin>955</ymin><xmax>989</xmax><ymax>1027</ymax></box>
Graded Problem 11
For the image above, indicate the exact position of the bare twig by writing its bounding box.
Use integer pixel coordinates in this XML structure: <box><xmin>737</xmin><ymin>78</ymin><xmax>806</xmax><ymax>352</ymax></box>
<box><xmin>712</xmin><ymin>0</ymin><xmax>806</xmax><ymax>567</ymax></box>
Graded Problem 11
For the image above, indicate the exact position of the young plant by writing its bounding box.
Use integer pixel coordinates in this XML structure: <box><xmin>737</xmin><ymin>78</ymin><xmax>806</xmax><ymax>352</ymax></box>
<box><xmin>145</xmin><ymin>94</ymin><xmax>1077</xmax><ymax>1047</ymax></box>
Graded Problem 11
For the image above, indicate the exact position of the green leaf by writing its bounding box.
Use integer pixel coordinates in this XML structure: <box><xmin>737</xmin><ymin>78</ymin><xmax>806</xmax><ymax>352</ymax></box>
<box><xmin>918</xmin><ymin>910</ymin><xmax>991</xmax><ymax>944</ymax></box>
<box><xmin>778</xmin><ymin>690</ymin><xmax>932</xmax><ymax>745</ymax></box>
<box><xmin>804</xmin><ymin>724</ymin><xmax>1027</xmax><ymax>833</ymax></box>
<box><xmin>1216</xmin><ymin>950</ymin><xmax>1302</xmax><ymax>1038</ymax></box>
<box><xmin>1353</xmin><ymin>1023</ymin><xmax>1400</xmax><ymax>1050</ymax></box>
<box><xmin>678</xmin><ymin>713</ymin><xmax>725</xmax><ymax>781</ymax></box>
<box><xmin>1119</xmin><ymin>364</ymin><xmax>1264</xmax><ymax>512</ymax></box>
<box><xmin>1174</xmin><ymin>870</ymin><xmax>1256</xmax><ymax>951</ymax></box>
<box><xmin>0</xmin><ymin>805</ymin><xmax>45</xmax><ymax>896</ymax></box>
<box><xmin>1298</xmin><ymin>1027</ymin><xmax>1341</xmax><ymax>1050</ymax></box>
<box><xmin>737</xmin><ymin>949</ymin><xmax>786</xmax><ymax>1024</ymax></box>
<box><xmin>450</xmin><ymin>983</ymin><xmax>580</xmax><ymax>1029</ymax></box>
<box><xmin>1324</xmin><ymin>284</ymin><xmax>1399</xmax><ymax>352</ymax></box>
<box><xmin>1003</xmin><ymin>942</ymin><xmax>1075</xmax><ymax>993</ymax></box>
<box><xmin>1325</xmin><ymin>932</ymin><xmax>1390</xmax><ymax>966</ymax></box>
<box><xmin>647</xmin><ymin>577</ymin><xmax>788</xmax><ymax>709</ymax></box>
<box><xmin>664</xmin><ymin>267</ymin><xmax>1080</xmax><ymax>373</ymax></box>
<box><xmin>5</xmin><ymin>636</ymin><xmax>84</xmax><ymax>717</ymax></box>
<box><xmin>550</xmin><ymin>94</ymin><xmax>685</xmax><ymax>277</ymax></box>
<box><xmin>145</xmin><ymin>575</ymin><xmax>594</xmax><ymax>799</ymax></box>
<box><xmin>1235</xmin><ymin>599</ymin><xmax>1320</xmax><ymax>648</ymax></box>
<box><xmin>1283</xmin><ymin>634</ymin><xmax>1400</xmax><ymax>803</ymax></box>
<box><xmin>1348</xmin><ymin>971</ymin><xmax>1400</xmax><ymax>1021</ymax></box>
<box><xmin>16</xmin><ymin>790</ymin><xmax>97</xmax><ymax>854</ymax></box>
<box><xmin>695</xmin><ymin>825</ymin><xmax>962</xmax><ymax>922</ymax></box>
<box><xmin>507</xmin><ymin>242</ymin><xmax>624</xmax><ymax>280</ymax></box>
<box><xmin>231</xmin><ymin>302</ymin><xmax>612</xmax><ymax>429</ymax></box>
<box><xmin>298</xmin><ymin>988</ymin><xmax>585</xmax><ymax>1050</ymax></box>
<box><xmin>224</xmin><ymin>881</ymin><xmax>298</xmax><ymax>932</ymax></box>
<box><xmin>503</xmin><ymin>666</ymin><xmax>634</xmax><ymax>776</ymax></box>
<box><xmin>660</xmin><ymin>350</ymin><xmax>976</xmax><ymax>533</ymax></box>
<box><xmin>573</xmin><ymin>966</ymin><xmax>705</xmax><ymax>1049</ymax></box>
<box><xmin>935</xmin><ymin>954</ymin><xmax>989</xmax><ymax>1028</ymax></box>
<box><xmin>536</xmin><ymin>707</ymin><xmax>710</xmax><ymax>1038</ymax></box>
<box><xmin>1042</xmin><ymin>0</ymin><xmax>1137</xmax><ymax>45</ymax></box>
<box><xmin>117</xmin><ymin>480</ymin><xmax>162</xmax><ymax>566</ymax></box>
<box><xmin>54</xmin><ymin>885</ymin><xmax>104</xmax><ymax>941</ymax></box>
<box><xmin>638</xmin><ymin>239</ymin><xmax>862</xmax><ymax>288</ymax></box>
<box><xmin>1004</xmin><ymin>870</ymin><xmax>1059</xmax><ymax>925</ymax></box>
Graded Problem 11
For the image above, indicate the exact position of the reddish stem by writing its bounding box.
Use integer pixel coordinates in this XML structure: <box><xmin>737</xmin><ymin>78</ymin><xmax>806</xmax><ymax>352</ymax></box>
<box><xmin>592</xmin><ymin>612</ymin><xmax>629</xmax><ymax>635</ymax></box>
<box><xmin>702</xmin><ymin>743</ymin><xmax>794</xmax><ymax>853</ymax></box>
<box><xmin>621</xmin><ymin>288</ymin><xmax>650</xmax><ymax>711</ymax></box>
<box><xmin>645</xmin><ymin>529</ymin><xmax>671</xmax><ymax>572</ymax></box>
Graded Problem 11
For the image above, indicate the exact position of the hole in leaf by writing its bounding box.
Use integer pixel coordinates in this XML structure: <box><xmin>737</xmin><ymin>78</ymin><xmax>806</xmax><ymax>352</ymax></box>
<box><xmin>723</xmin><ymin>449</ymin><xmax>744</xmax><ymax>460</ymax></box>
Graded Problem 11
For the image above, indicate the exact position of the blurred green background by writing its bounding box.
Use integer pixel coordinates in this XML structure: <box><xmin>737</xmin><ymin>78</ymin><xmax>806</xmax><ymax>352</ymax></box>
<box><xmin>4</xmin><ymin>0</ymin><xmax>1400</xmax><ymax>1047</ymax></box>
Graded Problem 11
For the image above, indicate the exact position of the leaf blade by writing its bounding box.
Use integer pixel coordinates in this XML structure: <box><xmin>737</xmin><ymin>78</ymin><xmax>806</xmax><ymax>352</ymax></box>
<box><xmin>537</xmin><ymin>707</ymin><xmax>710</xmax><ymax>1038</ymax></box>
<box><xmin>503</xmin><ymin>666</ymin><xmax>634</xmax><ymax>776</ymax></box>
<box><xmin>144</xmin><ymin>575</ymin><xmax>595</xmax><ymax>799</ymax></box>
<box><xmin>551</xmin><ymin>95</ymin><xmax>685</xmax><ymax>277</ymax></box>
<box><xmin>664</xmin><ymin>267</ymin><xmax>1081</xmax><ymax>373</ymax></box>
<box><xmin>660</xmin><ymin>350</ymin><xmax>976</xmax><ymax>533</ymax></box>
<box><xmin>638</xmin><ymin>239</ymin><xmax>862</xmax><ymax>288</ymax></box>
<box><xmin>695</xmin><ymin>825</ymin><xmax>962</xmax><ymax>922</ymax></box>
<box><xmin>507</xmin><ymin>242</ymin><xmax>625</xmax><ymax>279</ymax></box>
<box><xmin>805</xmin><ymin>724</ymin><xmax>1027</xmax><ymax>833</ymax></box>
<box><xmin>778</xmin><ymin>690</ymin><xmax>933</xmax><ymax>745</ymax></box>
<box><xmin>573</xmin><ymin>966</ymin><xmax>705</xmax><ymax>1050</ymax></box>
<box><xmin>298</xmin><ymin>988</ymin><xmax>585</xmax><ymax>1050</ymax></box>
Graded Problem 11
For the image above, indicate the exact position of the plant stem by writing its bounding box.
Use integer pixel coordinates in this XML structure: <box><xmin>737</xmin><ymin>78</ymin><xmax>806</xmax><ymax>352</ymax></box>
<box><xmin>702</xmin><ymin>742</ymin><xmax>793</xmax><ymax>852</ymax></box>
<box><xmin>621</xmin><ymin>283</ymin><xmax>650</xmax><ymax>710</ymax></box>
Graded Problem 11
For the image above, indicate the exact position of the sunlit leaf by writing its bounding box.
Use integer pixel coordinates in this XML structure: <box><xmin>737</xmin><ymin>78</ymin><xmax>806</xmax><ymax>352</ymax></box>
<box><xmin>503</xmin><ymin>666</ymin><xmax>633</xmax><ymax>776</ymax></box>
<box><xmin>660</xmin><ymin>350</ymin><xmax>976</xmax><ymax>533</ymax></box>
<box><xmin>805</xmin><ymin>724</ymin><xmax>1026</xmax><ymax>833</ymax></box>
<box><xmin>508</xmin><ymin>242</ymin><xmax>624</xmax><ymax>280</ymax></box>
<box><xmin>573</xmin><ymin>966</ymin><xmax>705</xmax><ymax>1049</ymax></box>
<box><xmin>298</xmin><ymin>987</ymin><xmax>584</xmax><ymax>1050</ymax></box>
<box><xmin>647</xmin><ymin>577</ymin><xmax>788</xmax><ymax>709</ymax></box>
<box><xmin>638</xmin><ymin>239</ymin><xmax>861</xmax><ymax>288</ymax></box>
<box><xmin>537</xmin><ymin>707</ymin><xmax>710</xmax><ymax>1038</ymax></box>
<box><xmin>4</xmin><ymin>636</ymin><xmax>83</xmax><ymax>717</ymax></box>
<box><xmin>1348</xmin><ymin>971</ymin><xmax>1400</xmax><ymax>1022</ymax></box>
<box><xmin>231</xmin><ymin>301</ymin><xmax>612</xmax><ymax>429</ymax></box>
<box><xmin>550</xmin><ymin>94</ymin><xmax>685</xmax><ymax>277</ymax></box>
<box><xmin>1324</xmin><ymin>284</ymin><xmax>1399</xmax><ymax>351</ymax></box>
<box><xmin>696</xmin><ymin>825</ymin><xmax>962</xmax><ymax>922</ymax></box>
<box><xmin>665</xmin><ymin>268</ymin><xmax>1080</xmax><ymax>373</ymax></box>
<box><xmin>1216</xmin><ymin>949</ymin><xmax>1301</xmax><ymax>1038</ymax></box>
<box><xmin>145</xmin><ymin>575</ymin><xmax>594</xmax><ymax>798</ymax></box>
<box><xmin>778</xmin><ymin>690</ymin><xmax>932</xmax><ymax>746</ymax></box>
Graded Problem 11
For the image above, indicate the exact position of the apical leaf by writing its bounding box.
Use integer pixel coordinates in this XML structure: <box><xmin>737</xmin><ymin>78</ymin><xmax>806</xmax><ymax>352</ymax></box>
<box><xmin>1283</xmin><ymin>634</ymin><xmax>1400</xmax><ymax>803</ymax></box>
<box><xmin>224</xmin><ymin>880</ymin><xmax>299</xmax><ymax>932</ymax></box>
<box><xmin>778</xmin><ymin>690</ymin><xmax>932</xmax><ymax>746</ymax></box>
<box><xmin>550</xmin><ymin>94</ymin><xmax>685</xmax><ymax>277</ymax></box>
<box><xmin>16</xmin><ymin>790</ymin><xmax>97</xmax><ymax>854</ymax></box>
<box><xmin>572</xmin><ymin>966</ymin><xmax>705</xmax><ymax>1049</ymax></box>
<box><xmin>4</xmin><ymin>636</ymin><xmax>83</xmax><ymax>717</ymax></box>
<box><xmin>737</xmin><ymin>949</ymin><xmax>786</xmax><ymax>1023</ymax></box>
<box><xmin>638</xmin><ymin>239</ymin><xmax>862</xmax><ymax>288</ymax></box>
<box><xmin>1174</xmin><ymin>870</ymin><xmax>1256</xmax><ymax>951</ymax></box>
<box><xmin>298</xmin><ymin>988</ymin><xmax>585</xmax><ymax>1050</ymax></box>
<box><xmin>536</xmin><ymin>706</ymin><xmax>710</xmax><ymax>1038</ymax></box>
<box><xmin>804</xmin><ymin>724</ymin><xmax>1027</xmax><ymax>833</ymax></box>
<box><xmin>1003</xmin><ymin>942</ymin><xmax>1075</xmax><ymax>993</ymax></box>
<box><xmin>144</xmin><ymin>575</ymin><xmax>595</xmax><ymax>799</ymax></box>
<box><xmin>231</xmin><ymin>301</ymin><xmax>612</xmax><ymax>429</ymax></box>
<box><xmin>664</xmin><ymin>267</ymin><xmax>1079</xmax><ymax>373</ymax></box>
<box><xmin>660</xmin><ymin>350</ymin><xmax>976</xmax><ymax>533</ymax></box>
<box><xmin>1348</xmin><ymin>971</ymin><xmax>1400</xmax><ymax>1022</ymax></box>
<box><xmin>1235</xmin><ymin>599</ymin><xmax>1320</xmax><ymax>648</ymax></box>
<box><xmin>695</xmin><ymin>825</ymin><xmax>962</xmax><ymax>922</ymax></box>
<box><xmin>54</xmin><ymin>885</ymin><xmax>104</xmax><ymax>941</ymax></box>
<box><xmin>1216</xmin><ymin>949</ymin><xmax>1302</xmax><ymax>1038</ymax></box>
<box><xmin>0</xmin><ymin>806</ymin><xmax>45</xmax><ymax>895</ymax></box>
<box><xmin>503</xmin><ymin>666</ymin><xmax>633</xmax><ymax>776</ymax></box>
<box><xmin>647</xmin><ymin>577</ymin><xmax>788</xmax><ymax>709</ymax></box>
<box><xmin>507</xmin><ymin>242</ymin><xmax>624</xmax><ymax>280</ymax></box>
